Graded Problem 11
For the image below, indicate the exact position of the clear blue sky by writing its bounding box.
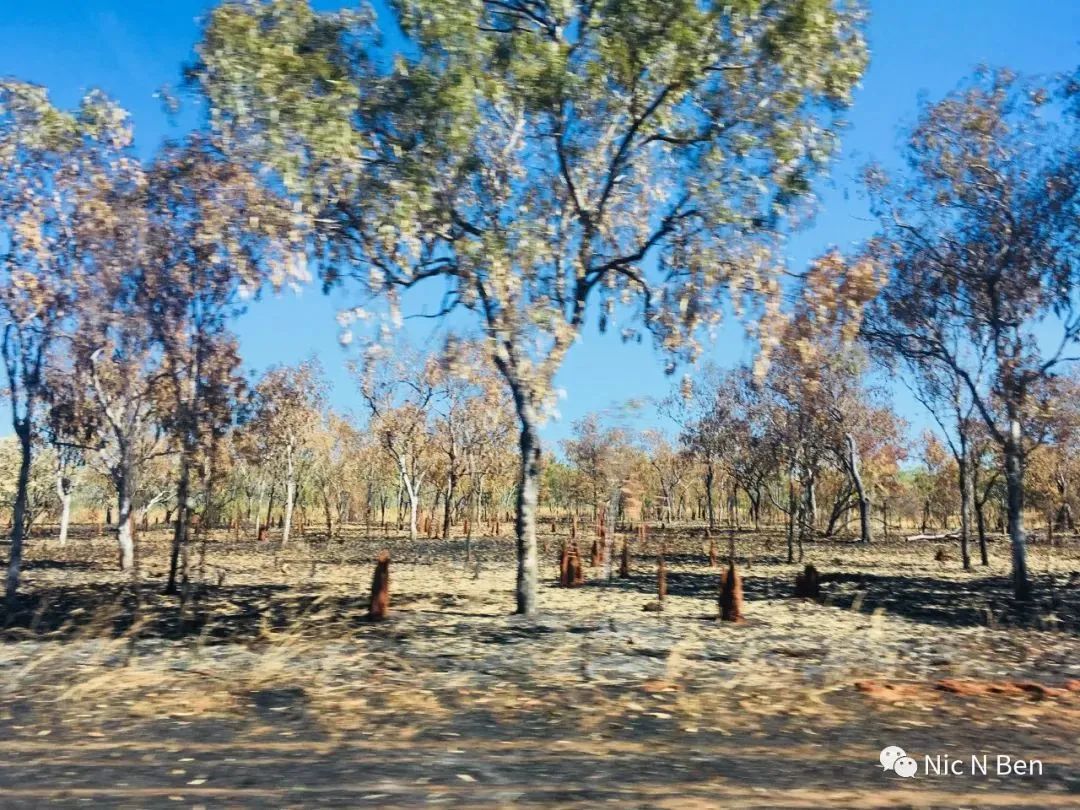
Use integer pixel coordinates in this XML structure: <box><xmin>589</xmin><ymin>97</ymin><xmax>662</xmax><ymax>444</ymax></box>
<box><xmin>1</xmin><ymin>1</ymin><xmax>1077</xmax><ymax>445</ymax></box>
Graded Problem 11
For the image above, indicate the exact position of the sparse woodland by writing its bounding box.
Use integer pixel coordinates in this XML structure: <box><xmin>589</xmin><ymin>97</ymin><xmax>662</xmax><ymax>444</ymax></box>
<box><xmin>1</xmin><ymin>1</ymin><xmax>1079</xmax><ymax>806</ymax></box>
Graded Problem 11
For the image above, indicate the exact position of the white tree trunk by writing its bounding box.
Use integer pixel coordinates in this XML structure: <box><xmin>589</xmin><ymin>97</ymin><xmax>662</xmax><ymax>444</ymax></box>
<box><xmin>282</xmin><ymin>446</ymin><xmax>296</xmax><ymax>545</ymax></box>
<box><xmin>117</xmin><ymin>488</ymin><xmax>135</xmax><ymax>572</ymax></box>
<box><xmin>1004</xmin><ymin>417</ymin><xmax>1029</xmax><ymax>599</ymax></box>
<box><xmin>57</xmin><ymin>491</ymin><xmax>72</xmax><ymax>547</ymax></box>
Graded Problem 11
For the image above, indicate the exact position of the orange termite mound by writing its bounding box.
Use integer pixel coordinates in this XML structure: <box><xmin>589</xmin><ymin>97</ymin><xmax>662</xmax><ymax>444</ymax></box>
<box><xmin>368</xmin><ymin>552</ymin><xmax>390</xmax><ymax>621</ymax></box>
<box><xmin>559</xmin><ymin>542</ymin><xmax>584</xmax><ymax>587</ymax></box>
<box><xmin>719</xmin><ymin>561</ymin><xmax>744</xmax><ymax>622</ymax></box>
<box><xmin>619</xmin><ymin>540</ymin><xmax>631</xmax><ymax>578</ymax></box>
<box><xmin>794</xmin><ymin>563</ymin><xmax>821</xmax><ymax>600</ymax></box>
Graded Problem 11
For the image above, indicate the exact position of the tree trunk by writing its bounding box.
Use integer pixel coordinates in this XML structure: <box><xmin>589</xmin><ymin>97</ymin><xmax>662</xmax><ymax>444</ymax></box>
<box><xmin>957</xmin><ymin>453</ymin><xmax>972</xmax><ymax>570</ymax></box>
<box><xmin>264</xmin><ymin>480</ymin><xmax>276</xmax><ymax>531</ymax></box>
<box><xmin>1003</xmin><ymin>423</ymin><xmax>1030</xmax><ymax>600</ymax></box>
<box><xmin>604</xmin><ymin>484</ymin><xmax>618</xmax><ymax>581</ymax></box>
<box><xmin>322</xmin><ymin>489</ymin><xmax>334</xmax><ymax>540</ymax></box>
<box><xmin>282</xmin><ymin>447</ymin><xmax>296</xmax><ymax>545</ymax></box>
<box><xmin>404</xmin><ymin>478</ymin><xmax>419</xmax><ymax>541</ymax></box>
<box><xmin>4</xmin><ymin>426</ymin><xmax>32</xmax><ymax>603</ymax></box>
<box><xmin>514</xmin><ymin>412</ymin><xmax>542</xmax><ymax>616</ymax></box>
<box><xmin>166</xmin><ymin>452</ymin><xmax>192</xmax><ymax>594</ymax></box>
<box><xmin>704</xmin><ymin>461</ymin><xmax>716</xmax><ymax>531</ymax></box>
<box><xmin>975</xmin><ymin>495</ymin><xmax>989</xmax><ymax>566</ymax></box>
<box><xmin>846</xmin><ymin>432</ymin><xmax>872</xmax><ymax>544</ymax></box>
<box><xmin>786</xmin><ymin>463</ymin><xmax>796</xmax><ymax>564</ymax></box>
<box><xmin>56</xmin><ymin>468</ymin><xmax>73</xmax><ymax>548</ymax></box>
<box><xmin>117</xmin><ymin>481</ymin><xmax>135</xmax><ymax>572</ymax></box>
<box><xmin>442</xmin><ymin>471</ymin><xmax>457</xmax><ymax>540</ymax></box>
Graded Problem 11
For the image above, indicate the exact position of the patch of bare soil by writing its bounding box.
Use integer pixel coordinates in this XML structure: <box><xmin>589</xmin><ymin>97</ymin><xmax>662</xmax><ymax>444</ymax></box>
<box><xmin>1</xmin><ymin>526</ymin><xmax>1078</xmax><ymax>807</ymax></box>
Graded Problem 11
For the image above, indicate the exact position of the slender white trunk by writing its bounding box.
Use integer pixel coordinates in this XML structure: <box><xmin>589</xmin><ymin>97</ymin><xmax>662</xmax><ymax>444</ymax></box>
<box><xmin>282</xmin><ymin>446</ymin><xmax>296</xmax><ymax>545</ymax></box>
<box><xmin>117</xmin><ymin>488</ymin><xmax>135</xmax><ymax>572</ymax></box>
<box><xmin>57</xmin><ymin>492</ymin><xmax>72</xmax><ymax>547</ymax></box>
<box><xmin>1004</xmin><ymin>416</ymin><xmax>1029</xmax><ymax>599</ymax></box>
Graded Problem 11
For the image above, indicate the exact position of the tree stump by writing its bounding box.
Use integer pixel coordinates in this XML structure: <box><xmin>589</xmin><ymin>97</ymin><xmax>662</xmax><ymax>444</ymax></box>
<box><xmin>619</xmin><ymin>540</ymin><xmax>631</xmax><ymax>578</ymax></box>
<box><xmin>719</xmin><ymin>561</ymin><xmax>743</xmax><ymax>622</ymax></box>
<box><xmin>368</xmin><ymin>552</ymin><xmax>390</xmax><ymax>621</ymax></box>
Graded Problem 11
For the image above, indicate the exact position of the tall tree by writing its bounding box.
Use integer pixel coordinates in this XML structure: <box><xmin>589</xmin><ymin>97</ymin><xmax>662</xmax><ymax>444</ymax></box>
<box><xmin>355</xmin><ymin>345</ymin><xmax>439</xmax><ymax>542</ymax></box>
<box><xmin>861</xmin><ymin>70</ymin><xmax>1080</xmax><ymax>599</ymax></box>
<box><xmin>139</xmin><ymin>137</ymin><xmax>303</xmax><ymax>593</ymax></box>
<box><xmin>191</xmin><ymin>0</ymin><xmax>867</xmax><ymax>614</ymax></box>
<box><xmin>249</xmin><ymin>361</ymin><xmax>327</xmax><ymax>545</ymax></box>
<box><xmin>0</xmin><ymin>82</ymin><xmax>136</xmax><ymax>597</ymax></box>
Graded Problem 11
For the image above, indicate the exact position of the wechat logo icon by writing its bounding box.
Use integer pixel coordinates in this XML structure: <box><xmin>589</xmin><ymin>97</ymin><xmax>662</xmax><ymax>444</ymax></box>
<box><xmin>880</xmin><ymin>746</ymin><xmax>918</xmax><ymax>778</ymax></box>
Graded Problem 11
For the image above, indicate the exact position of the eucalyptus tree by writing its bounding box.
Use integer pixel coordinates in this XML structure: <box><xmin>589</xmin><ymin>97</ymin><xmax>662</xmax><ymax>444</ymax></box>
<box><xmin>191</xmin><ymin>0</ymin><xmax>867</xmax><ymax>613</ymax></box>
<box><xmin>0</xmin><ymin>82</ymin><xmax>135</xmax><ymax>598</ymax></box>
<box><xmin>435</xmin><ymin>341</ymin><xmax>514</xmax><ymax>540</ymax></box>
<box><xmin>861</xmin><ymin>70</ymin><xmax>1080</xmax><ymax>599</ymax></box>
<box><xmin>249</xmin><ymin>360</ymin><xmax>328</xmax><ymax>545</ymax></box>
<box><xmin>355</xmin><ymin>345</ymin><xmax>439</xmax><ymax>541</ymax></box>
<box><xmin>139</xmin><ymin>137</ymin><xmax>304</xmax><ymax>592</ymax></box>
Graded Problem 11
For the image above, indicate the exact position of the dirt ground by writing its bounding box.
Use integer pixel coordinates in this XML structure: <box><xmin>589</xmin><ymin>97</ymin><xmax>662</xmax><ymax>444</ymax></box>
<box><xmin>1</xmin><ymin>526</ymin><xmax>1078</xmax><ymax>808</ymax></box>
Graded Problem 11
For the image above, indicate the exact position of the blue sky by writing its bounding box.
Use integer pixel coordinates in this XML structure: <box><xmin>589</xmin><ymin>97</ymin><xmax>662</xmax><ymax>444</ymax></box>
<box><xmin>1</xmin><ymin>1</ymin><xmax>1077</xmax><ymax>445</ymax></box>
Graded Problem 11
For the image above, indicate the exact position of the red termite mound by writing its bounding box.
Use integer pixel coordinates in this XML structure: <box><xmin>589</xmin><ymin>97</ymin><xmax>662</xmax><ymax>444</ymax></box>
<box><xmin>719</xmin><ymin>561</ymin><xmax>744</xmax><ymax>622</ymax></box>
<box><xmin>368</xmin><ymin>552</ymin><xmax>390</xmax><ymax>621</ymax></box>
<box><xmin>619</xmin><ymin>540</ymin><xmax>631</xmax><ymax>578</ymax></box>
<box><xmin>559</xmin><ymin>542</ymin><xmax>584</xmax><ymax>587</ymax></box>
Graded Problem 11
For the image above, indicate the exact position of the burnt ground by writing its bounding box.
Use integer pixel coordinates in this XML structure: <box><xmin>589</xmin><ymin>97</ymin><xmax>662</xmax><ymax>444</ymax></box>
<box><xmin>1</xmin><ymin>525</ymin><xmax>1078</xmax><ymax>808</ymax></box>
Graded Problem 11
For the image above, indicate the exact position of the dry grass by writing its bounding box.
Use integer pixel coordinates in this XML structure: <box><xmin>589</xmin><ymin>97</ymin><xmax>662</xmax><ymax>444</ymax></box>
<box><xmin>0</xmin><ymin>524</ymin><xmax>1078</xmax><ymax>805</ymax></box>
